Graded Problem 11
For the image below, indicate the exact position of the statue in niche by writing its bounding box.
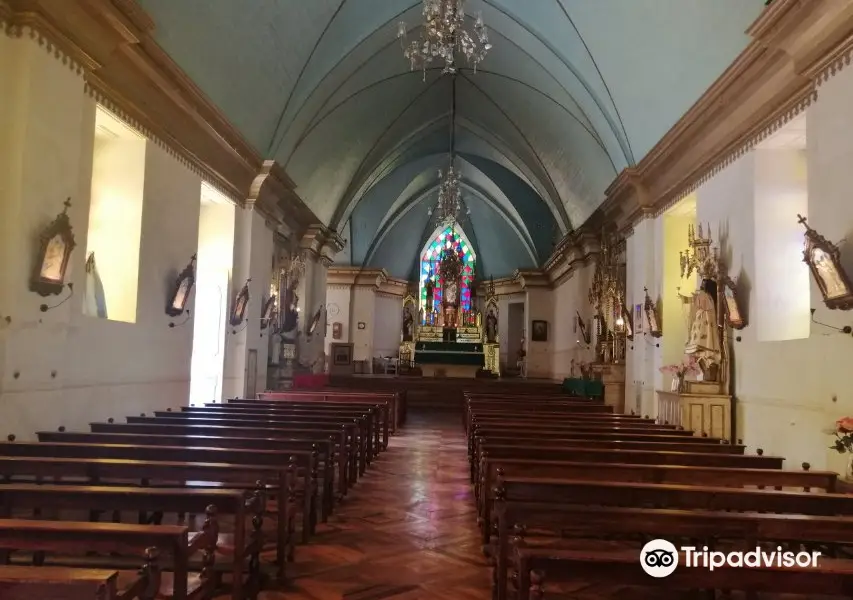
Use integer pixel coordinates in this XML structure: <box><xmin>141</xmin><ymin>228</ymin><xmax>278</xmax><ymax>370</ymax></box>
<box><xmin>685</xmin><ymin>278</ymin><xmax>722</xmax><ymax>380</ymax></box>
<box><xmin>485</xmin><ymin>308</ymin><xmax>497</xmax><ymax>343</ymax></box>
<box><xmin>402</xmin><ymin>306</ymin><xmax>414</xmax><ymax>342</ymax></box>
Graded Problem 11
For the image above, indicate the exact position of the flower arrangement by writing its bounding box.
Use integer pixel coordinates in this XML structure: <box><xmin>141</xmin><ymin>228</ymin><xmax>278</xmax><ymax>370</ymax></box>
<box><xmin>659</xmin><ymin>356</ymin><xmax>701</xmax><ymax>378</ymax></box>
<box><xmin>830</xmin><ymin>417</ymin><xmax>853</xmax><ymax>454</ymax></box>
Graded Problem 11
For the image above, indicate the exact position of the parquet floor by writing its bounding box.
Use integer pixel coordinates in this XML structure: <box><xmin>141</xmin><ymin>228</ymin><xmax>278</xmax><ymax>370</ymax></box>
<box><xmin>250</xmin><ymin>411</ymin><xmax>491</xmax><ymax>600</ymax></box>
<box><xmin>216</xmin><ymin>411</ymin><xmax>833</xmax><ymax>600</ymax></box>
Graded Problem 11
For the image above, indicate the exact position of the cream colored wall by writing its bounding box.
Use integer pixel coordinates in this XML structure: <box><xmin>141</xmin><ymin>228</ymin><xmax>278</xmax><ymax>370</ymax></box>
<box><xmin>374</xmin><ymin>294</ymin><xmax>403</xmax><ymax>357</ymax></box>
<box><xmin>660</xmin><ymin>201</ymin><xmax>696</xmax><ymax>386</ymax></box>
<box><xmin>621</xmin><ymin>64</ymin><xmax>853</xmax><ymax>471</ymax></box>
<box><xmin>87</xmin><ymin>120</ymin><xmax>146</xmax><ymax>323</ymax></box>
<box><xmin>351</xmin><ymin>286</ymin><xmax>375</xmax><ymax>363</ymax></box>
<box><xmin>0</xmin><ymin>35</ymin><xmax>204</xmax><ymax>438</ymax></box>
<box><xmin>526</xmin><ymin>288</ymin><xmax>554</xmax><ymax>378</ymax></box>
<box><xmin>324</xmin><ymin>285</ymin><xmax>351</xmax><ymax>356</ymax></box>
<box><xmin>550</xmin><ymin>265</ymin><xmax>596</xmax><ymax>380</ymax></box>
<box><xmin>190</xmin><ymin>193</ymin><xmax>235</xmax><ymax>405</ymax></box>
<box><xmin>498</xmin><ymin>293</ymin><xmax>524</xmax><ymax>367</ymax></box>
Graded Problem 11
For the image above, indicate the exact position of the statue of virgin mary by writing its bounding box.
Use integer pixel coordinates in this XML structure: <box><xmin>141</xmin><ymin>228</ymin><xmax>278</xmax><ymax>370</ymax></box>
<box><xmin>685</xmin><ymin>278</ymin><xmax>722</xmax><ymax>378</ymax></box>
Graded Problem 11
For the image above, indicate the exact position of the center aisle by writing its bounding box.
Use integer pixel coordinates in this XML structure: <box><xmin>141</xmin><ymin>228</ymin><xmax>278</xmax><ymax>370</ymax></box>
<box><xmin>264</xmin><ymin>412</ymin><xmax>491</xmax><ymax>600</ymax></box>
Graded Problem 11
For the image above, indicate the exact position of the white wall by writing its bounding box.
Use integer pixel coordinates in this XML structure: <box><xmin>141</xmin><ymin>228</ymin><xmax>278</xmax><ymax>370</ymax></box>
<box><xmin>351</xmin><ymin>286</ymin><xmax>376</xmax><ymax>362</ymax></box>
<box><xmin>0</xmin><ymin>35</ymin><xmax>202</xmax><ymax>438</ymax></box>
<box><xmin>190</xmin><ymin>191</ymin><xmax>235</xmax><ymax>405</ymax></box>
<box><xmin>373</xmin><ymin>294</ymin><xmax>403</xmax><ymax>357</ymax></box>
<box><xmin>324</xmin><ymin>285</ymin><xmax>351</xmax><ymax>355</ymax></box>
<box><xmin>526</xmin><ymin>288</ymin><xmax>555</xmax><ymax>378</ymax></box>
<box><xmin>550</xmin><ymin>264</ymin><xmax>596</xmax><ymax>379</ymax></box>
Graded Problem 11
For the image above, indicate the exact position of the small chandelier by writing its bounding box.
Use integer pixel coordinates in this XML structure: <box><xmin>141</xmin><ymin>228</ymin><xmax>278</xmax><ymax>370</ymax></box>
<box><xmin>434</xmin><ymin>164</ymin><xmax>462</xmax><ymax>225</ymax></box>
<box><xmin>398</xmin><ymin>0</ymin><xmax>491</xmax><ymax>80</ymax></box>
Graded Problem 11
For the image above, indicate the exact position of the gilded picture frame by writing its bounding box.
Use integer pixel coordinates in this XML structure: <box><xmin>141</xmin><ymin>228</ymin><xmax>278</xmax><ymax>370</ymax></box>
<box><xmin>230</xmin><ymin>279</ymin><xmax>251</xmax><ymax>326</ymax></box>
<box><xmin>799</xmin><ymin>214</ymin><xmax>853</xmax><ymax>311</ymax></box>
<box><xmin>261</xmin><ymin>295</ymin><xmax>277</xmax><ymax>330</ymax></box>
<box><xmin>721</xmin><ymin>277</ymin><xmax>746</xmax><ymax>330</ymax></box>
<box><xmin>31</xmin><ymin>198</ymin><xmax>76</xmax><ymax>297</ymax></box>
<box><xmin>644</xmin><ymin>287</ymin><xmax>662</xmax><ymax>338</ymax></box>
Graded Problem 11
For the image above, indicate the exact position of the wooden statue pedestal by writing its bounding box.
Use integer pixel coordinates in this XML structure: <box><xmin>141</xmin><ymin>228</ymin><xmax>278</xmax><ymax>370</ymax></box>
<box><xmin>590</xmin><ymin>362</ymin><xmax>625</xmax><ymax>413</ymax></box>
<box><xmin>656</xmin><ymin>389</ymin><xmax>732</xmax><ymax>441</ymax></box>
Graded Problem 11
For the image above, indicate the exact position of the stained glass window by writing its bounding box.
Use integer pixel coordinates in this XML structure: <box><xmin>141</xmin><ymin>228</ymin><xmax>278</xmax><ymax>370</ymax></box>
<box><xmin>419</xmin><ymin>225</ymin><xmax>477</xmax><ymax>316</ymax></box>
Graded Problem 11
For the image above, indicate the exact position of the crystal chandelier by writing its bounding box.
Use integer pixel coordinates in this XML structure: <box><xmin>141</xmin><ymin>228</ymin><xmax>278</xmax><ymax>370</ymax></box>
<box><xmin>432</xmin><ymin>164</ymin><xmax>462</xmax><ymax>225</ymax></box>
<box><xmin>398</xmin><ymin>0</ymin><xmax>491</xmax><ymax>80</ymax></box>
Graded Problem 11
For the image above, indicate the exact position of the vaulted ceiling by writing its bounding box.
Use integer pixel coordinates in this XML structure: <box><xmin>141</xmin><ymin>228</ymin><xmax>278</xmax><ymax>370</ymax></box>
<box><xmin>137</xmin><ymin>0</ymin><xmax>766</xmax><ymax>278</ymax></box>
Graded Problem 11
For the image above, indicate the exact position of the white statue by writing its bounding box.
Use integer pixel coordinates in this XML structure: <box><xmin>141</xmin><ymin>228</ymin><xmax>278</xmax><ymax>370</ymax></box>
<box><xmin>685</xmin><ymin>278</ymin><xmax>722</xmax><ymax>378</ymax></box>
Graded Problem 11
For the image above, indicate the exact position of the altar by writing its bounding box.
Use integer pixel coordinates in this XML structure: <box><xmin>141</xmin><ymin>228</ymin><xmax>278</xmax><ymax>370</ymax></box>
<box><xmin>399</xmin><ymin>224</ymin><xmax>501</xmax><ymax>378</ymax></box>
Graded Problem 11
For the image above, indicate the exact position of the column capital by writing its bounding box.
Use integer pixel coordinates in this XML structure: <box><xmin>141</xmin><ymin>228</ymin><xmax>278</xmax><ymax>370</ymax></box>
<box><xmin>300</xmin><ymin>223</ymin><xmax>345</xmax><ymax>263</ymax></box>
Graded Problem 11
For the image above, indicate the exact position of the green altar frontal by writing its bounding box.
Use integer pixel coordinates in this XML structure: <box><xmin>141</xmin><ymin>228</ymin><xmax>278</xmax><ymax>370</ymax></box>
<box><xmin>414</xmin><ymin>341</ymin><xmax>485</xmax><ymax>366</ymax></box>
<box><xmin>562</xmin><ymin>377</ymin><xmax>604</xmax><ymax>398</ymax></box>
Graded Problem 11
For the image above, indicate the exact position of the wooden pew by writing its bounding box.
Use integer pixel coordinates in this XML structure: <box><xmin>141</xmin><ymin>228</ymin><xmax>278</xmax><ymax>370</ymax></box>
<box><xmin>0</xmin><ymin>519</ymin><xmax>207</xmax><ymax>600</ymax></box>
<box><xmin>257</xmin><ymin>389</ymin><xmax>404</xmax><ymax>432</ymax></box>
<box><xmin>491</xmin><ymin>476</ymin><xmax>853</xmax><ymax>600</ymax></box>
<box><xmin>0</xmin><ymin>485</ymin><xmax>261</xmax><ymax>600</ymax></box>
<box><xmin>473</xmin><ymin>442</ymin><xmax>783</xmax><ymax>486</ymax></box>
<box><xmin>129</xmin><ymin>413</ymin><xmax>371</xmax><ymax>467</ymax></box>
<box><xmin>0</xmin><ymin>454</ymin><xmax>297</xmax><ymax>571</ymax></box>
<box><xmin>0</xmin><ymin>566</ymin><xmax>120</xmax><ymax>600</ymax></box>
<box><xmin>184</xmin><ymin>402</ymin><xmax>387</xmax><ymax>452</ymax></box>
<box><xmin>26</xmin><ymin>433</ymin><xmax>320</xmax><ymax>540</ymax></box>
<box><xmin>99</xmin><ymin>419</ymin><xmax>361</xmax><ymax>482</ymax></box>
<box><xmin>146</xmin><ymin>410</ymin><xmax>375</xmax><ymax>468</ymax></box>
<box><xmin>512</xmin><ymin>548</ymin><xmax>853</xmax><ymax>600</ymax></box>
<box><xmin>477</xmin><ymin>458</ymin><xmax>834</xmax><ymax>544</ymax></box>
<box><xmin>223</xmin><ymin>398</ymin><xmax>393</xmax><ymax>448</ymax></box>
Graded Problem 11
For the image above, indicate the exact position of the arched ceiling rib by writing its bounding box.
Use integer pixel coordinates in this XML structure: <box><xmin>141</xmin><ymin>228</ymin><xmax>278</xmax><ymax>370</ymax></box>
<box><xmin>138</xmin><ymin>0</ymin><xmax>767</xmax><ymax>273</ymax></box>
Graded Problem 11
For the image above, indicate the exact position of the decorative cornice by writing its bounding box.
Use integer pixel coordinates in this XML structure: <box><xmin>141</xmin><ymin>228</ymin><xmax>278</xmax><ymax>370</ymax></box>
<box><xmin>540</xmin><ymin>0</ymin><xmax>853</xmax><ymax>261</ymax></box>
<box><xmin>2</xmin><ymin>0</ymin><xmax>323</xmax><ymax>230</ymax></box>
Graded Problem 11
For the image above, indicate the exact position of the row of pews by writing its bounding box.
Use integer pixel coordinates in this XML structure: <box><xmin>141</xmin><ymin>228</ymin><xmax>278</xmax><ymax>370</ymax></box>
<box><xmin>0</xmin><ymin>388</ymin><xmax>402</xmax><ymax>600</ymax></box>
<box><xmin>466</xmin><ymin>391</ymin><xmax>853</xmax><ymax>599</ymax></box>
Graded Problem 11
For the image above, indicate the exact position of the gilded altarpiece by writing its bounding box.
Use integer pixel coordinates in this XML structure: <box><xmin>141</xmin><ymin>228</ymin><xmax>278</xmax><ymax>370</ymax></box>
<box><xmin>658</xmin><ymin>224</ymin><xmax>737</xmax><ymax>441</ymax></box>
<box><xmin>587</xmin><ymin>232</ymin><xmax>627</xmax><ymax>412</ymax></box>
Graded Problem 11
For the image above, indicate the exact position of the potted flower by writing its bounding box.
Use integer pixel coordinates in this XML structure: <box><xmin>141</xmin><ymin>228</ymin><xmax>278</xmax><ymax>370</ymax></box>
<box><xmin>659</xmin><ymin>357</ymin><xmax>700</xmax><ymax>393</ymax></box>
<box><xmin>830</xmin><ymin>417</ymin><xmax>853</xmax><ymax>478</ymax></box>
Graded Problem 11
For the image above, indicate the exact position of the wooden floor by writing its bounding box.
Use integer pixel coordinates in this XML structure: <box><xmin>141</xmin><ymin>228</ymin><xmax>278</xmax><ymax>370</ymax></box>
<box><xmin>225</xmin><ymin>410</ymin><xmax>828</xmax><ymax>600</ymax></box>
<box><xmin>247</xmin><ymin>411</ymin><xmax>490</xmax><ymax>600</ymax></box>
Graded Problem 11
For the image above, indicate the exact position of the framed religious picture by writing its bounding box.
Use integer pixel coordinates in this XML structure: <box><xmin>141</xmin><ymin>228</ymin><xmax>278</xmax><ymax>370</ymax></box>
<box><xmin>230</xmin><ymin>279</ymin><xmax>251</xmax><ymax>326</ymax></box>
<box><xmin>635</xmin><ymin>303</ymin><xmax>643</xmax><ymax>334</ymax></box>
<box><xmin>332</xmin><ymin>322</ymin><xmax>343</xmax><ymax>340</ymax></box>
<box><xmin>644</xmin><ymin>287</ymin><xmax>662</xmax><ymax>338</ymax></box>
<box><xmin>166</xmin><ymin>254</ymin><xmax>196</xmax><ymax>317</ymax></box>
<box><xmin>531</xmin><ymin>319</ymin><xmax>548</xmax><ymax>342</ymax></box>
<box><xmin>31</xmin><ymin>197</ymin><xmax>77</xmax><ymax>297</ymax></box>
<box><xmin>798</xmin><ymin>214</ymin><xmax>853</xmax><ymax>310</ymax></box>
<box><xmin>721</xmin><ymin>278</ymin><xmax>746</xmax><ymax>329</ymax></box>
<box><xmin>261</xmin><ymin>295</ymin><xmax>277</xmax><ymax>330</ymax></box>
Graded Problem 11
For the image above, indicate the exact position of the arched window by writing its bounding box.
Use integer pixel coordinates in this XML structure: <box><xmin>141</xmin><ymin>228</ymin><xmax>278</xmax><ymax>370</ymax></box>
<box><xmin>419</xmin><ymin>223</ymin><xmax>476</xmax><ymax>315</ymax></box>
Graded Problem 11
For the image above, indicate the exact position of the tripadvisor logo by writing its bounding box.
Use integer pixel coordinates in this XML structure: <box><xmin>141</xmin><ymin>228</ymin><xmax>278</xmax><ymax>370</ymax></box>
<box><xmin>640</xmin><ymin>540</ymin><xmax>821</xmax><ymax>577</ymax></box>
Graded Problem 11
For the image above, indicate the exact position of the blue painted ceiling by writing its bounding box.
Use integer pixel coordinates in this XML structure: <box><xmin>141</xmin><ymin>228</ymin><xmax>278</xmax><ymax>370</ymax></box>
<box><xmin>137</xmin><ymin>0</ymin><xmax>766</xmax><ymax>278</ymax></box>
